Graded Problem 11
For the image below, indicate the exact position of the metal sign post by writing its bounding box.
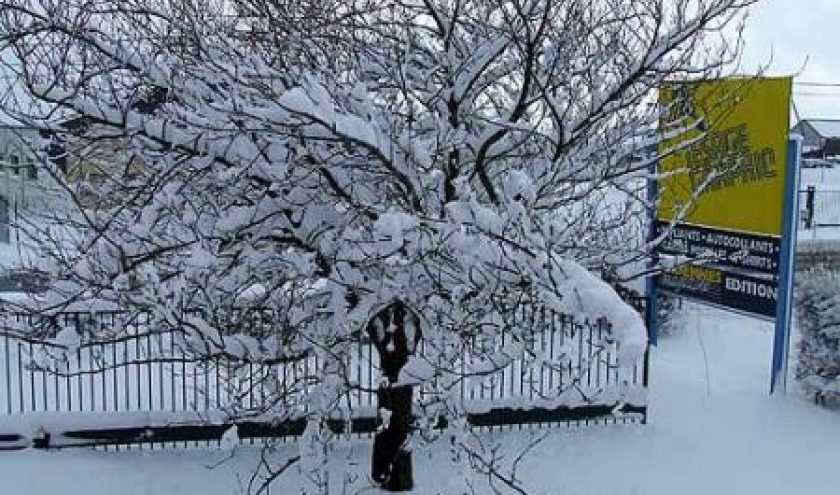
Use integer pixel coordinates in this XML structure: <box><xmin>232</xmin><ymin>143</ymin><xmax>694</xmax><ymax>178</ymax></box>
<box><xmin>646</xmin><ymin>158</ymin><xmax>660</xmax><ymax>346</ymax></box>
<box><xmin>770</xmin><ymin>136</ymin><xmax>803</xmax><ymax>395</ymax></box>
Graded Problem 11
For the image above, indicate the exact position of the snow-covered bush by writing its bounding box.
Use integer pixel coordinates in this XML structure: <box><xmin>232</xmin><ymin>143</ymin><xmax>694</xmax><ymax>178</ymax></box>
<box><xmin>601</xmin><ymin>266</ymin><xmax>679</xmax><ymax>338</ymax></box>
<box><xmin>796</xmin><ymin>266</ymin><xmax>840</xmax><ymax>403</ymax></box>
<box><xmin>656</xmin><ymin>292</ymin><xmax>683</xmax><ymax>336</ymax></box>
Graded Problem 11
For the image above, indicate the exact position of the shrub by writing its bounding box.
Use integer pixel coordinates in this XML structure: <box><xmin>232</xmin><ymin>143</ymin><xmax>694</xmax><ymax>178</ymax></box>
<box><xmin>795</xmin><ymin>266</ymin><xmax>840</xmax><ymax>403</ymax></box>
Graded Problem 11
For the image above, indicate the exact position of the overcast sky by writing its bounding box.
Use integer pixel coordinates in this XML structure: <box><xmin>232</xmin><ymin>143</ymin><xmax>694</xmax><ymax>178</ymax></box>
<box><xmin>740</xmin><ymin>0</ymin><xmax>840</xmax><ymax>121</ymax></box>
<box><xmin>2</xmin><ymin>0</ymin><xmax>837</xmax><ymax>127</ymax></box>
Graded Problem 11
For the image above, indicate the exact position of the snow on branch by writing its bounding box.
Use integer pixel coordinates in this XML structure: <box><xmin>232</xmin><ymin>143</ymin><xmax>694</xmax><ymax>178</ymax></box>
<box><xmin>0</xmin><ymin>0</ymin><xmax>751</xmax><ymax>483</ymax></box>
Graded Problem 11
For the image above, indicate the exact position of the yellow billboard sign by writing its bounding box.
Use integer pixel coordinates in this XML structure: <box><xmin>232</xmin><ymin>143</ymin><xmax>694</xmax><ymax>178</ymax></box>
<box><xmin>657</xmin><ymin>77</ymin><xmax>792</xmax><ymax>236</ymax></box>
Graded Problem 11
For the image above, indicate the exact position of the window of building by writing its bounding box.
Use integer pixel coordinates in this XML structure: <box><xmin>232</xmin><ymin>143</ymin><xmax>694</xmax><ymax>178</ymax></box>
<box><xmin>0</xmin><ymin>196</ymin><xmax>9</xmax><ymax>244</ymax></box>
<box><xmin>25</xmin><ymin>157</ymin><xmax>37</xmax><ymax>180</ymax></box>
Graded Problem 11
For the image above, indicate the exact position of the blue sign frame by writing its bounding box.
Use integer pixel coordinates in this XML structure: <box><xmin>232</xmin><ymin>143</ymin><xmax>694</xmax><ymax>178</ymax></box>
<box><xmin>770</xmin><ymin>136</ymin><xmax>802</xmax><ymax>394</ymax></box>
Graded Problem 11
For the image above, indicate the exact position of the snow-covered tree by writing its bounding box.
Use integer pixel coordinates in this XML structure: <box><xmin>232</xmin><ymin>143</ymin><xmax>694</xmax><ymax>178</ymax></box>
<box><xmin>0</xmin><ymin>0</ymin><xmax>754</xmax><ymax>491</ymax></box>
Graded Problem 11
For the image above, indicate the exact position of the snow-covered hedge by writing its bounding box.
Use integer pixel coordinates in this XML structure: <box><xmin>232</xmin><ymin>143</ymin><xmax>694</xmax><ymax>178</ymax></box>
<box><xmin>795</xmin><ymin>266</ymin><xmax>840</xmax><ymax>402</ymax></box>
<box><xmin>656</xmin><ymin>293</ymin><xmax>683</xmax><ymax>336</ymax></box>
<box><xmin>607</xmin><ymin>278</ymin><xmax>679</xmax><ymax>337</ymax></box>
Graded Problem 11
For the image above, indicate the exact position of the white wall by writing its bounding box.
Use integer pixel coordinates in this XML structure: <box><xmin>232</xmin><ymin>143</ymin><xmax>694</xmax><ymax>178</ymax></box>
<box><xmin>0</xmin><ymin>125</ymin><xmax>66</xmax><ymax>269</ymax></box>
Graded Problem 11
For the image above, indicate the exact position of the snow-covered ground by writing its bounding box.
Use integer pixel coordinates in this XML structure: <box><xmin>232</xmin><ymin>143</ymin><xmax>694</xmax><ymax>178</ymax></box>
<box><xmin>0</xmin><ymin>304</ymin><xmax>838</xmax><ymax>495</ymax></box>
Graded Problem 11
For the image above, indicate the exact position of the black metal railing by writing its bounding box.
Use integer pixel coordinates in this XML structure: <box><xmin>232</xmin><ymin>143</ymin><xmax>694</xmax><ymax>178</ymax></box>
<box><xmin>0</xmin><ymin>301</ymin><xmax>649</xmax><ymax>450</ymax></box>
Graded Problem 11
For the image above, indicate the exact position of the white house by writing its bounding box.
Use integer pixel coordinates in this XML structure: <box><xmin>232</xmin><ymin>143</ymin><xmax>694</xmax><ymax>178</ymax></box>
<box><xmin>790</xmin><ymin>119</ymin><xmax>840</xmax><ymax>157</ymax></box>
<box><xmin>0</xmin><ymin>123</ymin><xmax>65</xmax><ymax>283</ymax></box>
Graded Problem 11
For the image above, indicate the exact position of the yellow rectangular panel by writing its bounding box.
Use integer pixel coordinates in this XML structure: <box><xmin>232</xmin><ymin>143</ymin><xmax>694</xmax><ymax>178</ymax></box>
<box><xmin>657</xmin><ymin>77</ymin><xmax>792</xmax><ymax>236</ymax></box>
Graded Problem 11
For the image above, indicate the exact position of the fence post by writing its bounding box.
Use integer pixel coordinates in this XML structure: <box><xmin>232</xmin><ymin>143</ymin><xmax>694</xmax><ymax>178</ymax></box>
<box><xmin>646</xmin><ymin>157</ymin><xmax>659</xmax><ymax>346</ymax></box>
<box><xmin>804</xmin><ymin>185</ymin><xmax>815</xmax><ymax>229</ymax></box>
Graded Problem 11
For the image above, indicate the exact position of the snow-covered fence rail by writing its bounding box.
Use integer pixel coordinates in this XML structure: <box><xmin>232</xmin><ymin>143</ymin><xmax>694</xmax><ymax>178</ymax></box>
<box><xmin>0</xmin><ymin>303</ymin><xmax>648</xmax><ymax>450</ymax></box>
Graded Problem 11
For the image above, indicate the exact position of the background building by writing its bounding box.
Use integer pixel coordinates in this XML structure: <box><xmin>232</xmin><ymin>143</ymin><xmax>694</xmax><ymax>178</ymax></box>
<box><xmin>790</xmin><ymin>118</ymin><xmax>840</xmax><ymax>158</ymax></box>
<box><xmin>0</xmin><ymin>123</ymin><xmax>65</xmax><ymax>290</ymax></box>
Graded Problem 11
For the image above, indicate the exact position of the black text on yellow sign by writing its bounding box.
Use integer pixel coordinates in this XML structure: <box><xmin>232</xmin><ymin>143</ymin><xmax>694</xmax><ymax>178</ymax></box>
<box><xmin>657</xmin><ymin>77</ymin><xmax>792</xmax><ymax>237</ymax></box>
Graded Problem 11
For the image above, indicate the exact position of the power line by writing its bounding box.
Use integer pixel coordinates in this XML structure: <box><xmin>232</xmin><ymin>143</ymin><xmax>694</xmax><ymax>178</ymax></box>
<box><xmin>792</xmin><ymin>92</ymin><xmax>840</xmax><ymax>98</ymax></box>
<box><xmin>794</xmin><ymin>82</ymin><xmax>840</xmax><ymax>88</ymax></box>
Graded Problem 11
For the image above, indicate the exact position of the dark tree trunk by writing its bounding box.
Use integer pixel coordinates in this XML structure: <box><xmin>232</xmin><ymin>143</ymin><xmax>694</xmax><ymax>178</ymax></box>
<box><xmin>366</xmin><ymin>301</ymin><xmax>420</xmax><ymax>492</ymax></box>
<box><xmin>372</xmin><ymin>385</ymin><xmax>414</xmax><ymax>490</ymax></box>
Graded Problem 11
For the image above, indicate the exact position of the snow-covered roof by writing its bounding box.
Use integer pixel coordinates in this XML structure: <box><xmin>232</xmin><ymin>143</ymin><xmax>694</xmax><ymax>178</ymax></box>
<box><xmin>806</xmin><ymin>119</ymin><xmax>840</xmax><ymax>139</ymax></box>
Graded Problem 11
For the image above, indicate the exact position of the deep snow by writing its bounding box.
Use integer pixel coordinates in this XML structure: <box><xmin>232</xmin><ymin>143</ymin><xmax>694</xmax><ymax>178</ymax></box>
<box><xmin>0</xmin><ymin>303</ymin><xmax>838</xmax><ymax>494</ymax></box>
